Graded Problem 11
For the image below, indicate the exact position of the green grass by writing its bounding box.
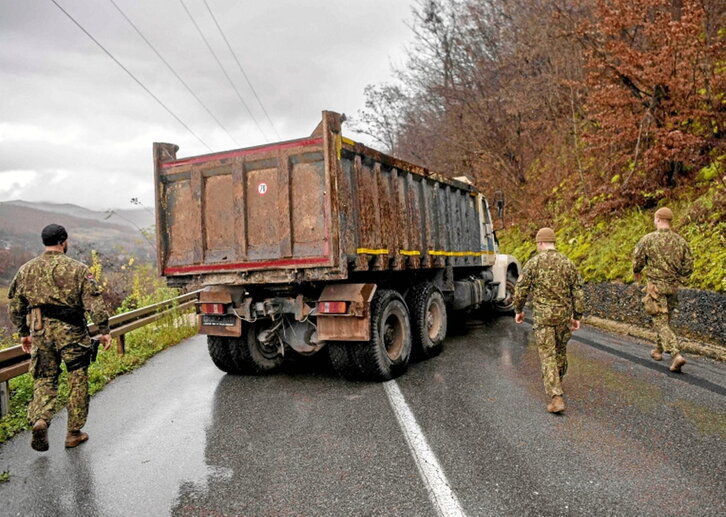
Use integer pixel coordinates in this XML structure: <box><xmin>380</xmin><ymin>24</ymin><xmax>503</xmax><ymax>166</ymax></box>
<box><xmin>0</xmin><ymin>310</ymin><xmax>196</xmax><ymax>444</ymax></box>
<box><xmin>498</xmin><ymin>184</ymin><xmax>725</xmax><ymax>292</ymax></box>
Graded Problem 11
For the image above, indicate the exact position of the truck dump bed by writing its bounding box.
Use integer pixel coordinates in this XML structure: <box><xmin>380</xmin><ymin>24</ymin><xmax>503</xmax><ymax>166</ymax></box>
<box><xmin>154</xmin><ymin>111</ymin><xmax>497</xmax><ymax>286</ymax></box>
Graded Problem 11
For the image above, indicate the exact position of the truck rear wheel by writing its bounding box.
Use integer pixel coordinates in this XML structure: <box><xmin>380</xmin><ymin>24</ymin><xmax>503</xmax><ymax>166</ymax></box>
<box><xmin>230</xmin><ymin>323</ymin><xmax>285</xmax><ymax>374</ymax></box>
<box><xmin>207</xmin><ymin>336</ymin><xmax>241</xmax><ymax>374</ymax></box>
<box><xmin>329</xmin><ymin>289</ymin><xmax>412</xmax><ymax>381</ymax></box>
<box><xmin>407</xmin><ymin>282</ymin><xmax>447</xmax><ymax>359</ymax></box>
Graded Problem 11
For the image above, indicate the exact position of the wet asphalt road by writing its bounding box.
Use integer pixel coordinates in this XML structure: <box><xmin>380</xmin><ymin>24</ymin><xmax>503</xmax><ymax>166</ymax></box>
<box><xmin>0</xmin><ymin>315</ymin><xmax>724</xmax><ymax>517</ymax></box>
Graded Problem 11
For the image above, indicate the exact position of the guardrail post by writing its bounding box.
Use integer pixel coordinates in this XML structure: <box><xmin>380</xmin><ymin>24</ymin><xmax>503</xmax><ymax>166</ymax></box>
<box><xmin>117</xmin><ymin>335</ymin><xmax>126</xmax><ymax>356</ymax></box>
<box><xmin>0</xmin><ymin>381</ymin><xmax>9</xmax><ymax>418</ymax></box>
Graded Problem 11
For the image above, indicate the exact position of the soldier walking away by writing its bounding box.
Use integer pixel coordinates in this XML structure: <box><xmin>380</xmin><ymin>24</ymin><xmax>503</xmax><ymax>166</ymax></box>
<box><xmin>7</xmin><ymin>224</ymin><xmax>112</xmax><ymax>452</ymax></box>
<box><xmin>513</xmin><ymin>228</ymin><xmax>584</xmax><ymax>414</ymax></box>
<box><xmin>633</xmin><ymin>207</ymin><xmax>693</xmax><ymax>373</ymax></box>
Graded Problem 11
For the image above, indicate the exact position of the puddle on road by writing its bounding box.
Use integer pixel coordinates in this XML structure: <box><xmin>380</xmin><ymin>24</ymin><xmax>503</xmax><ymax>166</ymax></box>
<box><xmin>566</xmin><ymin>346</ymin><xmax>726</xmax><ymax>438</ymax></box>
<box><xmin>671</xmin><ymin>399</ymin><xmax>726</xmax><ymax>438</ymax></box>
<box><xmin>566</xmin><ymin>351</ymin><xmax>664</xmax><ymax>413</ymax></box>
<box><xmin>511</xmin><ymin>335</ymin><xmax>663</xmax><ymax>414</ymax></box>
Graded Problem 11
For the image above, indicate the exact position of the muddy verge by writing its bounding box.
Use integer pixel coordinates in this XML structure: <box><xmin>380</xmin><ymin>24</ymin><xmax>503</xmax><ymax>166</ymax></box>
<box><xmin>584</xmin><ymin>283</ymin><xmax>726</xmax><ymax>348</ymax></box>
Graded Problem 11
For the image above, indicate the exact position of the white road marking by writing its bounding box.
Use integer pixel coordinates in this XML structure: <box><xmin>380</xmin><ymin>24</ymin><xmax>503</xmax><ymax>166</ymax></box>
<box><xmin>383</xmin><ymin>380</ymin><xmax>467</xmax><ymax>517</ymax></box>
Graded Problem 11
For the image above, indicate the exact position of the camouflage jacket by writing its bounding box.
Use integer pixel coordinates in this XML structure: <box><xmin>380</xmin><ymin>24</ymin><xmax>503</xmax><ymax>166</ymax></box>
<box><xmin>8</xmin><ymin>251</ymin><xmax>110</xmax><ymax>340</ymax></box>
<box><xmin>513</xmin><ymin>249</ymin><xmax>585</xmax><ymax>325</ymax></box>
<box><xmin>633</xmin><ymin>229</ymin><xmax>693</xmax><ymax>292</ymax></box>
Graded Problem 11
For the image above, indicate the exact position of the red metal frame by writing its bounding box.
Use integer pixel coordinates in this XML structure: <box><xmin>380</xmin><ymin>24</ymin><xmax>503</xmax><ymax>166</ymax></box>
<box><xmin>164</xmin><ymin>256</ymin><xmax>331</xmax><ymax>276</ymax></box>
<box><xmin>161</xmin><ymin>137</ymin><xmax>324</xmax><ymax>169</ymax></box>
<box><xmin>161</xmin><ymin>136</ymin><xmax>333</xmax><ymax>276</ymax></box>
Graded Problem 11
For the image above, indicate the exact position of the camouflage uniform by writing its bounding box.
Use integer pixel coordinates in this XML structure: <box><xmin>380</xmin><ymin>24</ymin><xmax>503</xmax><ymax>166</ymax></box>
<box><xmin>8</xmin><ymin>251</ymin><xmax>110</xmax><ymax>432</ymax></box>
<box><xmin>633</xmin><ymin>228</ymin><xmax>693</xmax><ymax>356</ymax></box>
<box><xmin>513</xmin><ymin>249</ymin><xmax>584</xmax><ymax>397</ymax></box>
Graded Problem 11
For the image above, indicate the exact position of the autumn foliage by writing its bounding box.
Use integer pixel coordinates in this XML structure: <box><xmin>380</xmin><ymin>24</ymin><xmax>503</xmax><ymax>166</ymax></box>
<box><xmin>353</xmin><ymin>0</ymin><xmax>725</xmax><ymax>223</ymax></box>
<box><xmin>580</xmin><ymin>0</ymin><xmax>725</xmax><ymax>207</ymax></box>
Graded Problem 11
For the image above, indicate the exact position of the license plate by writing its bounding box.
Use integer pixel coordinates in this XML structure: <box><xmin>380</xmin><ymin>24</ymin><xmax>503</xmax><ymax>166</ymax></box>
<box><xmin>202</xmin><ymin>314</ymin><xmax>236</xmax><ymax>327</ymax></box>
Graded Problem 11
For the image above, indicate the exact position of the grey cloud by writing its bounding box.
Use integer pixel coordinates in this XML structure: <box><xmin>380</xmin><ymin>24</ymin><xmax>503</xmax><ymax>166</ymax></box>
<box><xmin>1</xmin><ymin>0</ymin><xmax>414</xmax><ymax>209</ymax></box>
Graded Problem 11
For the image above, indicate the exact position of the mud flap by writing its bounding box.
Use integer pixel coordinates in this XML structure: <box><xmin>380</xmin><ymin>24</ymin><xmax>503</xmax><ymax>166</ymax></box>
<box><xmin>317</xmin><ymin>283</ymin><xmax>377</xmax><ymax>342</ymax></box>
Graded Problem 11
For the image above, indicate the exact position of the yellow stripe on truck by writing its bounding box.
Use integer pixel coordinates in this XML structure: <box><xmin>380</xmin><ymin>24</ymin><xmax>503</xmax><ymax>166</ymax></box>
<box><xmin>357</xmin><ymin>248</ymin><xmax>389</xmax><ymax>255</ymax></box>
<box><xmin>356</xmin><ymin>249</ymin><xmax>494</xmax><ymax>257</ymax></box>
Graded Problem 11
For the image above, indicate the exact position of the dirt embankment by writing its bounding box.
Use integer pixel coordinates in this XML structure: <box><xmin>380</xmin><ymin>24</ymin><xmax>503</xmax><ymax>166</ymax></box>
<box><xmin>583</xmin><ymin>283</ymin><xmax>726</xmax><ymax>357</ymax></box>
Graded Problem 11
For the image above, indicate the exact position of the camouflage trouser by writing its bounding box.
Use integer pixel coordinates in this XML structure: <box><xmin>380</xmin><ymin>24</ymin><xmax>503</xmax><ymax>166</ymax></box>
<box><xmin>642</xmin><ymin>283</ymin><xmax>680</xmax><ymax>356</ymax></box>
<box><xmin>533</xmin><ymin>321</ymin><xmax>571</xmax><ymax>397</ymax></box>
<box><xmin>28</xmin><ymin>339</ymin><xmax>91</xmax><ymax>432</ymax></box>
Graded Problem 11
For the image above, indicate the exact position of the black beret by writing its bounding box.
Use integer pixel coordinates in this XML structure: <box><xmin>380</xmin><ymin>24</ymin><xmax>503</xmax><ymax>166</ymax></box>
<box><xmin>41</xmin><ymin>224</ymin><xmax>68</xmax><ymax>246</ymax></box>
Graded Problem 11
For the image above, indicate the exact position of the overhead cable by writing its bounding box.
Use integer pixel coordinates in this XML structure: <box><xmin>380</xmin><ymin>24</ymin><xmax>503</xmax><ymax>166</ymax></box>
<box><xmin>49</xmin><ymin>0</ymin><xmax>212</xmax><ymax>151</ymax></box>
<box><xmin>107</xmin><ymin>0</ymin><xmax>240</xmax><ymax>147</ymax></box>
<box><xmin>202</xmin><ymin>0</ymin><xmax>280</xmax><ymax>139</ymax></box>
<box><xmin>178</xmin><ymin>0</ymin><xmax>268</xmax><ymax>140</ymax></box>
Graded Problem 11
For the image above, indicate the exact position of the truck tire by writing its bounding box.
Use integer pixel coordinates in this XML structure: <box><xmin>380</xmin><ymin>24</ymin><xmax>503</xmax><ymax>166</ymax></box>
<box><xmin>494</xmin><ymin>272</ymin><xmax>517</xmax><ymax>315</ymax></box>
<box><xmin>407</xmin><ymin>282</ymin><xmax>447</xmax><ymax>359</ymax></box>
<box><xmin>230</xmin><ymin>323</ymin><xmax>285</xmax><ymax>374</ymax></box>
<box><xmin>327</xmin><ymin>342</ymin><xmax>366</xmax><ymax>380</ymax></box>
<box><xmin>207</xmin><ymin>336</ymin><xmax>240</xmax><ymax>374</ymax></box>
<box><xmin>329</xmin><ymin>289</ymin><xmax>412</xmax><ymax>381</ymax></box>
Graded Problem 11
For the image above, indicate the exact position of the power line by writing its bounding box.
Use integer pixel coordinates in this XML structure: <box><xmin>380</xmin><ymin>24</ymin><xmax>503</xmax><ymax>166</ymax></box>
<box><xmin>202</xmin><ymin>0</ymin><xmax>280</xmax><ymax>139</ymax></box>
<box><xmin>107</xmin><ymin>0</ymin><xmax>240</xmax><ymax>147</ymax></box>
<box><xmin>49</xmin><ymin>0</ymin><xmax>213</xmax><ymax>152</ymax></box>
<box><xmin>178</xmin><ymin>0</ymin><xmax>268</xmax><ymax>140</ymax></box>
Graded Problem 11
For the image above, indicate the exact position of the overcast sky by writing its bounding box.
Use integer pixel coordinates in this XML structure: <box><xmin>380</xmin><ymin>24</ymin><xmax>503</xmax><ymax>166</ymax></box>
<box><xmin>0</xmin><ymin>0</ymin><xmax>415</xmax><ymax>210</ymax></box>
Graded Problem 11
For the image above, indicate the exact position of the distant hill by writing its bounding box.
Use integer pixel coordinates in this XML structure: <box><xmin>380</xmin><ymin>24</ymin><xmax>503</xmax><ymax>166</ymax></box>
<box><xmin>2</xmin><ymin>200</ymin><xmax>155</xmax><ymax>231</ymax></box>
<box><xmin>0</xmin><ymin>201</ymin><xmax>156</xmax><ymax>282</ymax></box>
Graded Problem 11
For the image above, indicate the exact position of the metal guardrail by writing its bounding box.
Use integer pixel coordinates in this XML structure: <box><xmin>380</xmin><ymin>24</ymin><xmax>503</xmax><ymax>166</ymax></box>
<box><xmin>0</xmin><ymin>290</ymin><xmax>200</xmax><ymax>417</ymax></box>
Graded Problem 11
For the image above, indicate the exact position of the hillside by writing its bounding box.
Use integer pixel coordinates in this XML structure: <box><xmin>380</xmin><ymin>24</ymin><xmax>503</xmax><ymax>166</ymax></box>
<box><xmin>498</xmin><ymin>184</ymin><xmax>726</xmax><ymax>293</ymax></box>
<box><xmin>353</xmin><ymin>0</ymin><xmax>723</xmax><ymax>235</ymax></box>
<box><xmin>0</xmin><ymin>201</ymin><xmax>156</xmax><ymax>283</ymax></box>
<box><xmin>1</xmin><ymin>200</ymin><xmax>154</xmax><ymax>231</ymax></box>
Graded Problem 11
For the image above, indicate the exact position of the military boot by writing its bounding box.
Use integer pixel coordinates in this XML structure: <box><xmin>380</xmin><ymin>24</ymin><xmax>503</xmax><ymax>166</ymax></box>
<box><xmin>650</xmin><ymin>349</ymin><xmax>663</xmax><ymax>361</ymax></box>
<box><xmin>31</xmin><ymin>419</ymin><xmax>49</xmax><ymax>452</ymax></box>
<box><xmin>547</xmin><ymin>395</ymin><xmax>565</xmax><ymax>414</ymax></box>
<box><xmin>669</xmin><ymin>354</ymin><xmax>686</xmax><ymax>373</ymax></box>
<box><xmin>65</xmin><ymin>430</ymin><xmax>89</xmax><ymax>448</ymax></box>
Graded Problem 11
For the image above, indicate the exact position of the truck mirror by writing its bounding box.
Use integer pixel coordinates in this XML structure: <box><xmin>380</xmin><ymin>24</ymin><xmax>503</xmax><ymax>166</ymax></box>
<box><xmin>495</xmin><ymin>191</ymin><xmax>505</xmax><ymax>220</ymax></box>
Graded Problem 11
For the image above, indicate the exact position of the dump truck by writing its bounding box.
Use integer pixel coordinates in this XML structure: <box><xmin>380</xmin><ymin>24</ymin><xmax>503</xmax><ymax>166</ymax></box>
<box><xmin>153</xmin><ymin>111</ymin><xmax>520</xmax><ymax>381</ymax></box>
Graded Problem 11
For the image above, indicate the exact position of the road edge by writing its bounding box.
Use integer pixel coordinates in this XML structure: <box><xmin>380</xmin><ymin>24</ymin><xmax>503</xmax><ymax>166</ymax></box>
<box><xmin>584</xmin><ymin>315</ymin><xmax>726</xmax><ymax>362</ymax></box>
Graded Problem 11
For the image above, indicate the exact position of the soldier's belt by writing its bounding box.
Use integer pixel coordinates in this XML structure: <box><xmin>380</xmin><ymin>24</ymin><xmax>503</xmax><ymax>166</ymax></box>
<box><xmin>35</xmin><ymin>304</ymin><xmax>86</xmax><ymax>329</ymax></box>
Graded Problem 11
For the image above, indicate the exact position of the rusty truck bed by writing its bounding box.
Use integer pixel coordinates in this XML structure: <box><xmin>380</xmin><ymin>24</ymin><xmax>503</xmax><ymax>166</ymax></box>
<box><xmin>154</xmin><ymin>111</ymin><xmax>496</xmax><ymax>286</ymax></box>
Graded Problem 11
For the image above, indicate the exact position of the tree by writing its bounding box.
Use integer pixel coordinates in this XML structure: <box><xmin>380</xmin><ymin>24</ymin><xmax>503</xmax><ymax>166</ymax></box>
<box><xmin>352</xmin><ymin>0</ymin><xmax>724</xmax><ymax>223</ymax></box>
<box><xmin>579</xmin><ymin>0</ymin><xmax>725</xmax><ymax>202</ymax></box>
<box><xmin>355</xmin><ymin>0</ymin><xmax>589</xmax><ymax>220</ymax></box>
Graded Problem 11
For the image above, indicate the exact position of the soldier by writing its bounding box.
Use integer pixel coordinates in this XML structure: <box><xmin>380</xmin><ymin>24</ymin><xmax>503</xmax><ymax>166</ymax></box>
<box><xmin>513</xmin><ymin>227</ymin><xmax>584</xmax><ymax>414</ymax></box>
<box><xmin>7</xmin><ymin>224</ymin><xmax>112</xmax><ymax>451</ymax></box>
<box><xmin>633</xmin><ymin>207</ymin><xmax>693</xmax><ymax>372</ymax></box>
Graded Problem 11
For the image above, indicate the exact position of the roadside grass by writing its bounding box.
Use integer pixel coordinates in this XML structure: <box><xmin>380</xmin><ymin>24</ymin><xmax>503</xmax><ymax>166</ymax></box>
<box><xmin>498</xmin><ymin>183</ymin><xmax>725</xmax><ymax>292</ymax></box>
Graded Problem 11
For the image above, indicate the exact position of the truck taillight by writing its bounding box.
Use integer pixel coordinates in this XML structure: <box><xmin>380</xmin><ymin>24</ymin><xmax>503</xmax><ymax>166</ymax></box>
<box><xmin>317</xmin><ymin>301</ymin><xmax>348</xmax><ymax>314</ymax></box>
<box><xmin>200</xmin><ymin>303</ymin><xmax>226</xmax><ymax>315</ymax></box>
